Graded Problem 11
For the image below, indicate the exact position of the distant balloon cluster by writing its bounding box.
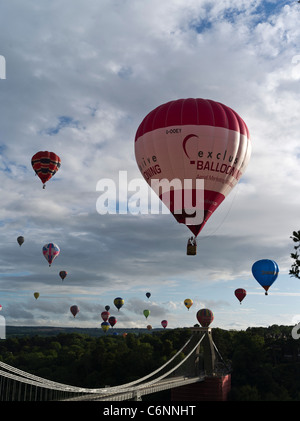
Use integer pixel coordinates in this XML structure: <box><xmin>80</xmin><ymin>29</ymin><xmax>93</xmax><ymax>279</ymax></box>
<box><xmin>97</xmin><ymin>293</ymin><xmax>169</xmax><ymax>334</ymax></box>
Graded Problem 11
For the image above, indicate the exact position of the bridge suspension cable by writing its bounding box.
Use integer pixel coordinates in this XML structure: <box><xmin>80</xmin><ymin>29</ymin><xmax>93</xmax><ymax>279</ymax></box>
<box><xmin>0</xmin><ymin>335</ymin><xmax>196</xmax><ymax>399</ymax></box>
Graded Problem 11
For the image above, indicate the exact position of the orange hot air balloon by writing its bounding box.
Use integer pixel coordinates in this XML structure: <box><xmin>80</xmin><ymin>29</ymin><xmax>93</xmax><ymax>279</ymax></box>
<box><xmin>196</xmin><ymin>309</ymin><xmax>214</xmax><ymax>327</ymax></box>
<box><xmin>235</xmin><ymin>288</ymin><xmax>247</xmax><ymax>304</ymax></box>
<box><xmin>184</xmin><ymin>298</ymin><xmax>193</xmax><ymax>310</ymax></box>
<box><xmin>31</xmin><ymin>151</ymin><xmax>61</xmax><ymax>188</ymax></box>
<box><xmin>135</xmin><ymin>98</ymin><xmax>251</xmax><ymax>238</ymax></box>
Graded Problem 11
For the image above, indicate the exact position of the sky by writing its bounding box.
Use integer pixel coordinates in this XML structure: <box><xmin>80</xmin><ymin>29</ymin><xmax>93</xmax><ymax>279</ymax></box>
<box><xmin>0</xmin><ymin>0</ymin><xmax>300</xmax><ymax>333</ymax></box>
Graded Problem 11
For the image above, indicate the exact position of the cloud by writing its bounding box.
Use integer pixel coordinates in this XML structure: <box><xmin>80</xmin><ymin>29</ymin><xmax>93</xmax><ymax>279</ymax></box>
<box><xmin>0</xmin><ymin>0</ymin><xmax>299</xmax><ymax>328</ymax></box>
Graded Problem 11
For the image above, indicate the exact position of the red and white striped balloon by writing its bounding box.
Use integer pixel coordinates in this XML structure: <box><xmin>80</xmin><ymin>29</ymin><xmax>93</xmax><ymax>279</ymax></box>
<box><xmin>135</xmin><ymin>98</ymin><xmax>251</xmax><ymax>237</ymax></box>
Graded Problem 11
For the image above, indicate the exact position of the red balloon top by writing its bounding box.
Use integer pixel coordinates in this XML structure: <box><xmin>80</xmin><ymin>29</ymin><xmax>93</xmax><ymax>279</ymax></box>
<box><xmin>234</xmin><ymin>288</ymin><xmax>247</xmax><ymax>303</ymax></box>
<box><xmin>135</xmin><ymin>98</ymin><xmax>250</xmax><ymax>141</ymax></box>
<box><xmin>31</xmin><ymin>151</ymin><xmax>61</xmax><ymax>186</ymax></box>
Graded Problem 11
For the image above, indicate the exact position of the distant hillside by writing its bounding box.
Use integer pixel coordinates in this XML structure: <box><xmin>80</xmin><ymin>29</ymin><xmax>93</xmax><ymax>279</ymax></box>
<box><xmin>5</xmin><ymin>325</ymin><xmax>164</xmax><ymax>337</ymax></box>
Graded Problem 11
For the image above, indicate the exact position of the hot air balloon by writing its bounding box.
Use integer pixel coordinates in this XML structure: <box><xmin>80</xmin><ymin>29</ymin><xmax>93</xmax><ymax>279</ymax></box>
<box><xmin>114</xmin><ymin>297</ymin><xmax>124</xmax><ymax>311</ymax></box>
<box><xmin>143</xmin><ymin>309</ymin><xmax>150</xmax><ymax>319</ymax></box>
<box><xmin>101</xmin><ymin>311</ymin><xmax>110</xmax><ymax>322</ymax></box>
<box><xmin>70</xmin><ymin>305</ymin><xmax>79</xmax><ymax>318</ymax></box>
<box><xmin>252</xmin><ymin>259</ymin><xmax>279</xmax><ymax>295</ymax></box>
<box><xmin>105</xmin><ymin>305</ymin><xmax>110</xmax><ymax>311</ymax></box>
<box><xmin>108</xmin><ymin>316</ymin><xmax>117</xmax><ymax>328</ymax></box>
<box><xmin>146</xmin><ymin>292</ymin><xmax>151</xmax><ymax>299</ymax></box>
<box><xmin>135</xmin><ymin>99</ymin><xmax>251</xmax><ymax>245</ymax></box>
<box><xmin>101</xmin><ymin>321</ymin><xmax>110</xmax><ymax>333</ymax></box>
<box><xmin>147</xmin><ymin>325</ymin><xmax>152</xmax><ymax>331</ymax></box>
<box><xmin>0</xmin><ymin>305</ymin><xmax>3</xmax><ymax>311</ymax></box>
<box><xmin>31</xmin><ymin>151</ymin><xmax>61</xmax><ymax>189</ymax></box>
<box><xmin>235</xmin><ymin>288</ymin><xmax>247</xmax><ymax>304</ymax></box>
<box><xmin>17</xmin><ymin>236</ymin><xmax>24</xmax><ymax>246</ymax></box>
<box><xmin>184</xmin><ymin>298</ymin><xmax>193</xmax><ymax>310</ymax></box>
<box><xmin>43</xmin><ymin>243</ymin><xmax>60</xmax><ymax>266</ymax></box>
<box><xmin>33</xmin><ymin>292</ymin><xmax>40</xmax><ymax>300</ymax></box>
<box><xmin>196</xmin><ymin>309</ymin><xmax>214</xmax><ymax>327</ymax></box>
<box><xmin>161</xmin><ymin>320</ymin><xmax>168</xmax><ymax>329</ymax></box>
<box><xmin>59</xmin><ymin>270</ymin><xmax>67</xmax><ymax>281</ymax></box>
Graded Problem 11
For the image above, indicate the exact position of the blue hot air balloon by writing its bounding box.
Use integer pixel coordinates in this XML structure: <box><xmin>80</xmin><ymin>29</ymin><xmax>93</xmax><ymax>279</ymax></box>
<box><xmin>252</xmin><ymin>259</ymin><xmax>279</xmax><ymax>295</ymax></box>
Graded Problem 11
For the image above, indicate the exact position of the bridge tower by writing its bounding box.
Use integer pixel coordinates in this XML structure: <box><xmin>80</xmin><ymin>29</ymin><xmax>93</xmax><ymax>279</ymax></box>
<box><xmin>171</xmin><ymin>327</ymin><xmax>231</xmax><ymax>401</ymax></box>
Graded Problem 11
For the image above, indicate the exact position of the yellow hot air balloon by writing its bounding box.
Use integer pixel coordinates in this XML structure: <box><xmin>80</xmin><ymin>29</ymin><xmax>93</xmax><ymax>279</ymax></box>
<box><xmin>114</xmin><ymin>297</ymin><xmax>124</xmax><ymax>311</ymax></box>
<box><xmin>101</xmin><ymin>322</ymin><xmax>110</xmax><ymax>333</ymax></box>
<box><xmin>34</xmin><ymin>292</ymin><xmax>40</xmax><ymax>300</ymax></box>
<box><xmin>184</xmin><ymin>298</ymin><xmax>193</xmax><ymax>310</ymax></box>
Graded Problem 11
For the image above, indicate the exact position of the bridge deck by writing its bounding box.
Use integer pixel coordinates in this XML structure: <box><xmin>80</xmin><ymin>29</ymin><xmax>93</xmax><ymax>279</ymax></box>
<box><xmin>63</xmin><ymin>375</ymin><xmax>205</xmax><ymax>401</ymax></box>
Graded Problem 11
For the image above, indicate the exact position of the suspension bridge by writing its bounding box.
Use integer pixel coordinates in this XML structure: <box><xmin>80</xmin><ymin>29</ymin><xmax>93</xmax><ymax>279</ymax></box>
<box><xmin>0</xmin><ymin>327</ymin><xmax>231</xmax><ymax>401</ymax></box>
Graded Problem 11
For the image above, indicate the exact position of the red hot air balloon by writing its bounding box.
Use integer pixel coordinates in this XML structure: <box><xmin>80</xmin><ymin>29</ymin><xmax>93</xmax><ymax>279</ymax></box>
<box><xmin>161</xmin><ymin>320</ymin><xmax>168</xmax><ymax>329</ymax></box>
<box><xmin>31</xmin><ymin>151</ymin><xmax>61</xmax><ymax>188</ymax></box>
<box><xmin>101</xmin><ymin>311</ymin><xmax>110</xmax><ymax>322</ymax></box>
<box><xmin>70</xmin><ymin>305</ymin><xmax>79</xmax><ymax>318</ymax></box>
<box><xmin>135</xmin><ymin>99</ymin><xmax>251</xmax><ymax>238</ymax></box>
<box><xmin>196</xmin><ymin>309</ymin><xmax>214</xmax><ymax>327</ymax></box>
<box><xmin>59</xmin><ymin>271</ymin><xmax>67</xmax><ymax>281</ymax></box>
<box><xmin>108</xmin><ymin>316</ymin><xmax>117</xmax><ymax>328</ymax></box>
<box><xmin>235</xmin><ymin>288</ymin><xmax>247</xmax><ymax>304</ymax></box>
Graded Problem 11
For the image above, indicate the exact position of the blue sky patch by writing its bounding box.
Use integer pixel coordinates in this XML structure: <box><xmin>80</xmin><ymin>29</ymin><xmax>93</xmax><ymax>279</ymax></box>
<box><xmin>44</xmin><ymin>115</ymin><xmax>80</xmax><ymax>135</ymax></box>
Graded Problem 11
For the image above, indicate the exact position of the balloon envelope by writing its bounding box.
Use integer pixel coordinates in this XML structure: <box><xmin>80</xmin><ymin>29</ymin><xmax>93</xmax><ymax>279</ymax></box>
<box><xmin>196</xmin><ymin>309</ymin><xmax>214</xmax><ymax>327</ymax></box>
<box><xmin>135</xmin><ymin>98</ymin><xmax>251</xmax><ymax>236</ymax></box>
<box><xmin>31</xmin><ymin>151</ymin><xmax>61</xmax><ymax>188</ymax></box>
<box><xmin>70</xmin><ymin>305</ymin><xmax>79</xmax><ymax>318</ymax></box>
<box><xmin>33</xmin><ymin>292</ymin><xmax>39</xmax><ymax>300</ymax></box>
<box><xmin>43</xmin><ymin>243</ymin><xmax>60</xmax><ymax>266</ymax></box>
<box><xmin>161</xmin><ymin>320</ymin><xmax>168</xmax><ymax>329</ymax></box>
<box><xmin>147</xmin><ymin>325</ymin><xmax>152</xmax><ymax>331</ymax></box>
<box><xmin>143</xmin><ymin>309</ymin><xmax>150</xmax><ymax>319</ymax></box>
<box><xmin>146</xmin><ymin>292</ymin><xmax>151</xmax><ymax>299</ymax></box>
<box><xmin>184</xmin><ymin>298</ymin><xmax>193</xmax><ymax>310</ymax></box>
<box><xmin>101</xmin><ymin>321</ymin><xmax>110</xmax><ymax>333</ymax></box>
<box><xmin>108</xmin><ymin>316</ymin><xmax>117</xmax><ymax>327</ymax></box>
<box><xmin>101</xmin><ymin>311</ymin><xmax>110</xmax><ymax>322</ymax></box>
<box><xmin>114</xmin><ymin>297</ymin><xmax>124</xmax><ymax>311</ymax></box>
<box><xmin>17</xmin><ymin>236</ymin><xmax>24</xmax><ymax>246</ymax></box>
<box><xmin>234</xmin><ymin>288</ymin><xmax>247</xmax><ymax>304</ymax></box>
<box><xmin>59</xmin><ymin>270</ymin><xmax>67</xmax><ymax>280</ymax></box>
<box><xmin>252</xmin><ymin>259</ymin><xmax>279</xmax><ymax>295</ymax></box>
<box><xmin>105</xmin><ymin>305</ymin><xmax>110</xmax><ymax>311</ymax></box>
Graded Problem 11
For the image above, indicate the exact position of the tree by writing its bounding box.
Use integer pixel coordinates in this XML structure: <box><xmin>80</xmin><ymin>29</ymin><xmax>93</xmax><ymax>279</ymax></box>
<box><xmin>289</xmin><ymin>231</ymin><xmax>300</xmax><ymax>279</ymax></box>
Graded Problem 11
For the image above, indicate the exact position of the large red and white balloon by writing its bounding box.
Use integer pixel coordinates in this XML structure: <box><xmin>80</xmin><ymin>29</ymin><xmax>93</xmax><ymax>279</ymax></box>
<box><xmin>135</xmin><ymin>98</ymin><xmax>251</xmax><ymax>236</ymax></box>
